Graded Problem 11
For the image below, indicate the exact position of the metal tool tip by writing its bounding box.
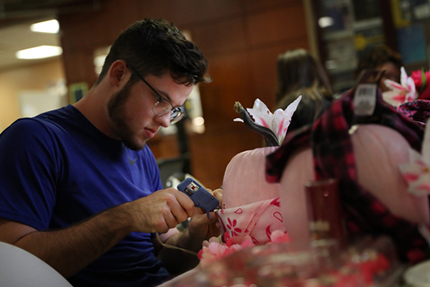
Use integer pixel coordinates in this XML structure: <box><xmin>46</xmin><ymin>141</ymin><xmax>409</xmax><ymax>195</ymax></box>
<box><xmin>234</xmin><ymin>101</ymin><xmax>243</xmax><ymax>113</ymax></box>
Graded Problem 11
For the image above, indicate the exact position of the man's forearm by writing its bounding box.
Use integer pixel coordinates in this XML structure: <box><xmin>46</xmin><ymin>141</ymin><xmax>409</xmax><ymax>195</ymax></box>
<box><xmin>14</xmin><ymin>205</ymin><xmax>133</xmax><ymax>278</ymax></box>
<box><xmin>0</xmin><ymin>188</ymin><xmax>196</xmax><ymax>278</ymax></box>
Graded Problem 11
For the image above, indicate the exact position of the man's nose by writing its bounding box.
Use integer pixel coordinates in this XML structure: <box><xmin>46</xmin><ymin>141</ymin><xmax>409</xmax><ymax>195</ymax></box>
<box><xmin>156</xmin><ymin>112</ymin><xmax>171</xmax><ymax>128</ymax></box>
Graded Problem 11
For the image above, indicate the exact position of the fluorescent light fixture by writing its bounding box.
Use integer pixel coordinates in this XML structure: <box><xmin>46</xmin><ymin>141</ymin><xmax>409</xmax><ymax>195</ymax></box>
<box><xmin>16</xmin><ymin>45</ymin><xmax>63</xmax><ymax>59</ymax></box>
<box><xmin>30</xmin><ymin>19</ymin><xmax>59</xmax><ymax>33</ymax></box>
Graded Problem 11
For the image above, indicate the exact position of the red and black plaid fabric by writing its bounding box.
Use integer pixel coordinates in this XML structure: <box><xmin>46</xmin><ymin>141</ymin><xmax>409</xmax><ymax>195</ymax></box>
<box><xmin>266</xmin><ymin>87</ymin><xmax>429</xmax><ymax>263</ymax></box>
<box><xmin>398</xmin><ymin>100</ymin><xmax>430</xmax><ymax>126</ymax></box>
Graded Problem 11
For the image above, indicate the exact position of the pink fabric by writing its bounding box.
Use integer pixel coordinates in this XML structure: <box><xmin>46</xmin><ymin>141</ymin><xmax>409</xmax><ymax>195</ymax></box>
<box><xmin>216</xmin><ymin>197</ymin><xmax>287</xmax><ymax>245</ymax></box>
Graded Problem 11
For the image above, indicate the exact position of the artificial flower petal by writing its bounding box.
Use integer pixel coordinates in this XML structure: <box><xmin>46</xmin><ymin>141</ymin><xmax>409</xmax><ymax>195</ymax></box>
<box><xmin>383</xmin><ymin>66</ymin><xmax>419</xmax><ymax>106</ymax></box>
<box><xmin>271</xmin><ymin>96</ymin><xmax>301</xmax><ymax>143</ymax></box>
<box><xmin>247</xmin><ymin>98</ymin><xmax>272</xmax><ymax>129</ymax></box>
<box><xmin>385</xmin><ymin>79</ymin><xmax>407</xmax><ymax>92</ymax></box>
<box><xmin>400</xmin><ymin>66</ymin><xmax>408</xmax><ymax>87</ymax></box>
<box><xmin>245</xmin><ymin>96</ymin><xmax>301</xmax><ymax>144</ymax></box>
<box><xmin>406</xmin><ymin>77</ymin><xmax>417</xmax><ymax>102</ymax></box>
<box><xmin>399</xmin><ymin>119</ymin><xmax>430</xmax><ymax>196</ymax></box>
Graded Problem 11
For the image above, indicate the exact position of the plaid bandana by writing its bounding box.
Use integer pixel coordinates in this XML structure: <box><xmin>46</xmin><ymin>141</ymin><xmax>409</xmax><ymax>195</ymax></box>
<box><xmin>266</xmin><ymin>83</ymin><xmax>429</xmax><ymax>263</ymax></box>
<box><xmin>398</xmin><ymin>100</ymin><xmax>430</xmax><ymax>126</ymax></box>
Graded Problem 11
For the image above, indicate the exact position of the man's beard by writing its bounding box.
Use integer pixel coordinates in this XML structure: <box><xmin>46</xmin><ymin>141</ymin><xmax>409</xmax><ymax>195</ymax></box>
<box><xmin>107</xmin><ymin>81</ymin><xmax>145</xmax><ymax>151</ymax></box>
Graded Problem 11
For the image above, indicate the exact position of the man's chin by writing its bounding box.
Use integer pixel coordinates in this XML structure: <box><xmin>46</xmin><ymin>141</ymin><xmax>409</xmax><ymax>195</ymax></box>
<box><xmin>123</xmin><ymin>138</ymin><xmax>147</xmax><ymax>151</ymax></box>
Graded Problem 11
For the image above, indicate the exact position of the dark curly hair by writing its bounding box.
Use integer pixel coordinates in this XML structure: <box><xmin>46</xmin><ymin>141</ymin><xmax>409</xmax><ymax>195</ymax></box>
<box><xmin>95</xmin><ymin>18</ymin><xmax>210</xmax><ymax>86</ymax></box>
<box><xmin>355</xmin><ymin>45</ymin><xmax>402</xmax><ymax>79</ymax></box>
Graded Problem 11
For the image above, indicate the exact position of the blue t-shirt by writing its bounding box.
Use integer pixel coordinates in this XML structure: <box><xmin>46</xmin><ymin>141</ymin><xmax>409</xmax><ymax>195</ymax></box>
<box><xmin>0</xmin><ymin>105</ymin><xmax>171</xmax><ymax>287</ymax></box>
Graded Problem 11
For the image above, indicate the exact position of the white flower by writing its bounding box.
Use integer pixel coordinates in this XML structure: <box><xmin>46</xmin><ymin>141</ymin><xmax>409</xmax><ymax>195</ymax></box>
<box><xmin>234</xmin><ymin>96</ymin><xmax>301</xmax><ymax>144</ymax></box>
<box><xmin>384</xmin><ymin>67</ymin><xmax>418</xmax><ymax>105</ymax></box>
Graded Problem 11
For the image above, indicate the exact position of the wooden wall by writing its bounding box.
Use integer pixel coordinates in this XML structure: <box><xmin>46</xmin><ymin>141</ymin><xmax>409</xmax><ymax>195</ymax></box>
<box><xmin>58</xmin><ymin>0</ymin><xmax>310</xmax><ymax>188</ymax></box>
<box><xmin>0</xmin><ymin>59</ymin><xmax>65</xmax><ymax>132</ymax></box>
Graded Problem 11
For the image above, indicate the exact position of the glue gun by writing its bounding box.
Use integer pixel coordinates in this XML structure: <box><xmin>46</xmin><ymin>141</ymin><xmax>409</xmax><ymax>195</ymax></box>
<box><xmin>177</xmin><ymin>177</ymin><xmax>220</xmax><ymax>218</ymax></box>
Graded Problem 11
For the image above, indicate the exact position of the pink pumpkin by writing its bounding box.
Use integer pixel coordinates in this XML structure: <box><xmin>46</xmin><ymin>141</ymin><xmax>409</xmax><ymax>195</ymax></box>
<box><xmin>218</xmin><ymin>146</ymin><xmax>287</xmax><ymax>244</ymax></box>
<box><xmin>222</xmin><ymin>146</ymin><xmax>280</xmax><ymax>209</ymax></box>
<box><xmin>279</xmin><ymin>124</ymin><xmax>430</xmax><ymax>243</ymax></box>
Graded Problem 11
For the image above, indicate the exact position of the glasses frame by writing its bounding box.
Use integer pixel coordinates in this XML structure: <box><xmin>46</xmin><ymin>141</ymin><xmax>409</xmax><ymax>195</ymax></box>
<box><xmin>126</xmin><ymin>64</ymin><xmax>185</xmax><ymax>124</ymax></box>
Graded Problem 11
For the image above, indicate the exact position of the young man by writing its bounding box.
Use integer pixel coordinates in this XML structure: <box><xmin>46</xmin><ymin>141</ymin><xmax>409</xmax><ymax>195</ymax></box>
<box><xmin>0</xmin><ymin>18</ymin><xmax>220</xmax><ymax>287</ymax></box>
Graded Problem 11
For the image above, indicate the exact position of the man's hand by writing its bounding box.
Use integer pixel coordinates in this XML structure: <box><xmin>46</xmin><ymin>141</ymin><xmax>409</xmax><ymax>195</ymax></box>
<box><xmin>159</xmin><ymin>188</ymin><xmax>223</xmax><ymax>254</ymax></box>
<box><xmin>186</xmin><ymin>188</ymin><xmax>223</xmax><ymax>241</ymax></box>
<box><xmin>125</xmin><ymin>188</ymin><xmax>196</xmax><ymax>234</ymax></box>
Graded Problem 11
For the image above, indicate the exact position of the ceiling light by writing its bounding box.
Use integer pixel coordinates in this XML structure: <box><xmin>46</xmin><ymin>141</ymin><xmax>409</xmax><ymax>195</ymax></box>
<box><xmin>16</xmin><ymin>45</ymin><xmax>63</xmax><ymax>59</ymax></box>
<box><xmin>30</xmin><ymin>19</ymin><xmax>59</xmax><ymax>33</ymax></box>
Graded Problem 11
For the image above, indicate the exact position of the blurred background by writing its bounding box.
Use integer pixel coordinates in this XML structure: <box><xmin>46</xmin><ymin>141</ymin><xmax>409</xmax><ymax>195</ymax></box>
<box><xmin>0</xmin><ymin>0</ymin><xmax>428</xmax><ymax>188</ymax></box>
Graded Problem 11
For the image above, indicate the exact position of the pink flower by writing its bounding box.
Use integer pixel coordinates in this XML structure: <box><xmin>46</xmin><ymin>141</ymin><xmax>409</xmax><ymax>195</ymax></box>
<box><xmin>384</xmin><ymin>67</ymin><xmax>417</xmax><ymax>106</ymax></box>
<box><xmin>198</xmin><ymin>235</ymin><xmax>255</xmax><ymax>268</ymax></box>
<box><xmin>385</xmin><ymin>67</ymin><xmax>430</xmax><ymax>104</ymax></box>
<box><xmin>411</xmin><ymin>69</ymin><xmax>430</xmax><ymax>99</ymax></box>
<box><xmin>199</xmin><ymin>231</ymin><xmax>291</xmax><ymax>269</ymax></box>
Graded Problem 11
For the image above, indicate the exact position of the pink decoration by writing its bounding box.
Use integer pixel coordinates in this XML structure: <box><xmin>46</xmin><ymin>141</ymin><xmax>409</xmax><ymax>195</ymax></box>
<box><xmin>399</xmin><ymin>119</ymin><xmax>430</xmax><ymax>196</ymax></box>
<box><xmin>216</xmin><ymin>197</ymin><xmax>288</xmax><ymax>245</ymax></box>
<box><xmin>222</xmin><ymin>147</ymin><xmax>280</xmax><ymax>209</ymax></box>
<box><xmin>234</xmin><ymin>97</ymin><xmax>301</xmax><ymax>144</ymax></box>
<box><xmin>198</xmin><ymin>230</ymin><xmax>290</xmax><ymax>268</ymax></box>
<box><xmin>384</xmin><ymin>67</ymin><xmax>418</xmax><ymax>106</ymax></box>
<box><xmin>279</xmin><ymin>125</ymin><xmax>429</xmax><ymax>244</ymax></box>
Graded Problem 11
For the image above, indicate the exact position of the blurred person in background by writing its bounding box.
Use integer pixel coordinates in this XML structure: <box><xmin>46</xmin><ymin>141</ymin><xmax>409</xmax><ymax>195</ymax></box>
<box><xmin>355</xmin><ymin>44</ymin><xmax>403</xmax><ymax>92</ymax></box>
<box><xmin>275</xmin><ymin>48</ymin><xmax>333</xmax><ymax>132</ymax></box>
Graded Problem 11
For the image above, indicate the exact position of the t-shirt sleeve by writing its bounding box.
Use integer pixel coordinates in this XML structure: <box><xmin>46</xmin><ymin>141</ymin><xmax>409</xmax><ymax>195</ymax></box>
<box><xmin>0</xmin><ymin>119</ymin><xmax>60</xmax><ymax>230</ymax></box>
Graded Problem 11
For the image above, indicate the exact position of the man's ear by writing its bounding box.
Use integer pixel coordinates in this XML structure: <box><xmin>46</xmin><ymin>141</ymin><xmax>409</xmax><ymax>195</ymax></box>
<box><xmin>108</xmin><ymin>60</ymin><xmax>130</xmax><ymax>87</ymax></box>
